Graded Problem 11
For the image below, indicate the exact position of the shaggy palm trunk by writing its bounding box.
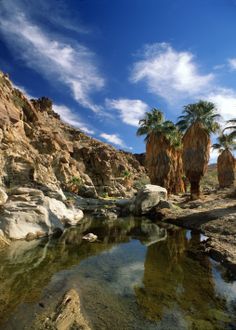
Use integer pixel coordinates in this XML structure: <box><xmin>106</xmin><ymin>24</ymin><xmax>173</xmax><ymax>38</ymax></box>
<box><xmin>170</xmin><ymin>148</ymin><xmax>185</xmax><ymax>194</ymax></box>
<box><xmin>182</xmin><ymin>122</ymin><xmax>210</xmax><ymax>200</ymax></box>
<box><xmin>217</xmin><ymin>149</ymin><xmax>235</xmax><ymax>188</ymax></box>
<box><xmin>145</xmin><ymin>133</ymin><xmax>185</xmax><ymax>194</ymax></box>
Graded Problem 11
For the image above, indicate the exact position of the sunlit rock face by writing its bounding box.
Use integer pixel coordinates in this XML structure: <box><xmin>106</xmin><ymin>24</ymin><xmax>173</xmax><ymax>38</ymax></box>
<box><xmin>0</xmin><ymin>71</ymin><xmax>146</xmax><ymax>198</ymax></box>
<box><xmin>0</xmin><ymin>187</ymin><xmax>84</xmax><ymax>239</ymax></box>
<box><xmin>133</xmin><ymin>184</ymin><xmax>167</xmax><ymax>215</ymax></box>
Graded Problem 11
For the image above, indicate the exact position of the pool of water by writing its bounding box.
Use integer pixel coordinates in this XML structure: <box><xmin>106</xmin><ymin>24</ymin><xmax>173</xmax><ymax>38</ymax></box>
<box><xmin>0</xmin><ymin>217</ymin><xmax>235</xmax><ymax>329</ymax></box>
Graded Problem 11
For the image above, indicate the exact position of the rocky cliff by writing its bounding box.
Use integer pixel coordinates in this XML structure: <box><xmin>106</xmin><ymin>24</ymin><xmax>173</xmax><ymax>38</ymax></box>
<box><xmin>0</xmin><ymin>71</ymin><xmax>146</xmax><ymax>199</ymax></box>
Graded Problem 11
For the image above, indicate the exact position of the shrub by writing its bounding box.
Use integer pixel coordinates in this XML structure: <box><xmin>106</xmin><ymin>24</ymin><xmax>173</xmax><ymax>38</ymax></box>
<box><xmin>122</xmin><ymin>170</ymin><xmax>131</xmax><ymax>178</ymax></box>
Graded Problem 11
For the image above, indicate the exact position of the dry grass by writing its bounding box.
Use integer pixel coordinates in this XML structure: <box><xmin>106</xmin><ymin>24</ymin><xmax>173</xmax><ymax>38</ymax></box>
<box><xmin>201</xmin><ymin>164</ymin><xmax>218</xmax><ymax>190</ymax></box>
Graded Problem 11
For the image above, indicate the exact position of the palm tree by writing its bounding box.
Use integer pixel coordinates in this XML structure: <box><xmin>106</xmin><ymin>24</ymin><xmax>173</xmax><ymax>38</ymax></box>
<box><xmin>212</xmin><ymin>134</ymin><xmax>236</xmax><ymax>188</ymax></box>
<box><xmin>177</xmin><ymin>100</ymin><xmax>220</xmax><ymax>199</ymax></box>
<box><xmin>137</xmin><ymin>108</ymin><xmax>185</xmax><ymax>194</ymax></box>
<box><xmin>223</xmin><ymin>119</ymin><xmax>236</xmax><ymax>140</ymax></box>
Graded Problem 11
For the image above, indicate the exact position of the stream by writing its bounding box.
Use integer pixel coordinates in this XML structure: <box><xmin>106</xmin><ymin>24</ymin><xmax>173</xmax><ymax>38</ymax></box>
<box><xmin>0</xmin><ymin>216</ymin><xmax>235</xmax><ymax>329</ymax></box>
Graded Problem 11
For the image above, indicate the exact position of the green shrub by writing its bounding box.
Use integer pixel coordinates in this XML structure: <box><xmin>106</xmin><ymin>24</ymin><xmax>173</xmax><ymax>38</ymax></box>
<box><xmin>69</xmin><ymin>176</ymin><xmax>82</xmax><ymax>187</ymax></box>
<box><xmin>122</xmin><ymin>170</ymin><xmax>131</xmax><ymax>178</ymax></box>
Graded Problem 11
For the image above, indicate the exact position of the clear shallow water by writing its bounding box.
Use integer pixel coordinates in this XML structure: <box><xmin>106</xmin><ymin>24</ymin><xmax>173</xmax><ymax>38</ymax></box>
<box><xmin>0</xmin><ymin>217</ymin><xmax>235</xmax><ymax>330</ymax></box>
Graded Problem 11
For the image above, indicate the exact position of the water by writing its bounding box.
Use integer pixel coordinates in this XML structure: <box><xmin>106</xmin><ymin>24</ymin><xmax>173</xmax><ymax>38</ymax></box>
<box><xmin>0</xmin><ymin>217</ymin><xmax>235</xmax><ymax>329</ymax></box>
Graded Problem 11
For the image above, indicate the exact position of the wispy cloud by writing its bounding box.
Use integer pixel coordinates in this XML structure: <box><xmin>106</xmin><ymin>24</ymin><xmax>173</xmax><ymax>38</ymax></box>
<box><xmin>100</xmin><ymin>133</ymin><xmax>126</xmax><ymax>148</ymax></box>
<box><xmin>0</xmin><ymin>0</ymin><xmax>104</xmax><ymax>112</ymax></box>
<box><xmin>213</xmin><ymin>64</ymin><xmax>226</xmax><ymax>71</ymax></box>
<box><xmin>53</xmin><ymin>105</ymin><xmax>95</xmax><ymax>134</ymax></box>
<box><xmin>228</xmin><ymin>58</ymin><xmax>236</xmax><ymax>70</ymax></box>
<box><xmin>105</xmin><ymin>98</ymin><xmax>149</xmax><ymax>126</ymax></box>
<box><xmin>130</xmin><ymin>43</ymin><xmax>214</xmax><ymax>104</ymax></box>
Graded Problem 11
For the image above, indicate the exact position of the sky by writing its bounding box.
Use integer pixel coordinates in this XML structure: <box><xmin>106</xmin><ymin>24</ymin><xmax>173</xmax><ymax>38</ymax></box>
<box><xmin>0</xmin><ymin>0</ymin><xmax>236</xmax><ymax>162</ymax></box>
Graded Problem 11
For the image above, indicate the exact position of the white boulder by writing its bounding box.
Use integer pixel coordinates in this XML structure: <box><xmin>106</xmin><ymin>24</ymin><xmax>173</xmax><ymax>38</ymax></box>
<box><xmin>134</xmin><ymin>184</ymin><xmax>167</xmax><ymax>215</ymax></box>
<box><xmin>0</xmin><ymin>187</ymin><xmax>84</xmax><ymax>240</ymax></box>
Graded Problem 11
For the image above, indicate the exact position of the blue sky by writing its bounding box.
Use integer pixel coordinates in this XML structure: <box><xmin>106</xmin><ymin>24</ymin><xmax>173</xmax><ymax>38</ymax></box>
<box><xmin>0</xmin><ymin>0</ymin><xmax>236</xmax><ymax>161</ymax></box>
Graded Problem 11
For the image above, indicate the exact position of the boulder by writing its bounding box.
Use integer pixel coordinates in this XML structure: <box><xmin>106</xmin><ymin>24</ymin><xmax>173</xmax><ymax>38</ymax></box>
<box><xmin>46</xmin><ymin>197</ymin><xmax>83</xmax><ymax>226</ymax></box>
<box><xmin>0</xmin><ymin>188</ymin><xmax>8</xmax><ymax>205</ymax></box>
<box><xmin>82</xmin><ymin>233</ymin><xmax>98</xmax><ymax>242</ymax></box>
<box><xmin>0</xmin><ymin>188</ymin><xmax>84</xmax><ymax>240</ymax></box>
<box><xmin>133</xmin><ymin>184</ymin><xmax>167</xmax><ymax>215</ymax></box>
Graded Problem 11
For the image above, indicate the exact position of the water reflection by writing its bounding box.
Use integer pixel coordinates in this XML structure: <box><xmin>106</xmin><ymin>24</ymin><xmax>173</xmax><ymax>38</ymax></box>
<box><xmin>0</xmin><ymin>217</ymin><xmax>143</xmax><ymax>326</ymax></box>
<box><xmin>135</xmin><ymin>229</ymin><xmax>235</xmax><ymax>329</ymax></box>
<box><xmin>0</xmin><ymin>218</ymin><xmax>235</xmax><ymax>329</ymax></box>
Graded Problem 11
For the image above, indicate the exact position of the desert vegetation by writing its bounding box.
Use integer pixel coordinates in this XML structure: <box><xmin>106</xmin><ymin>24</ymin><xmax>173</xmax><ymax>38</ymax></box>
<box><xmin>212</xmin><ymin>133</ymin><xmax>236</xmax><ymax>188</ymax></box>
<box><xmin>136</xmin><ymin>108</ymin><xmax>185</xmax><ymax>194</ymax></box>
<box><xmin>137</xmin><ymin>100</ymin><xmax>235</xmax><ymax>199</ymax></box>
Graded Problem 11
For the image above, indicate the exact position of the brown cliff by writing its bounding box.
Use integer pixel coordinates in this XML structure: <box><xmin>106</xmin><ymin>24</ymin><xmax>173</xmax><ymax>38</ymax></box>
<box><xmin>0</xmin><ymin>71</ymin><xmax>146</xmax><ymax>198</ymax></box>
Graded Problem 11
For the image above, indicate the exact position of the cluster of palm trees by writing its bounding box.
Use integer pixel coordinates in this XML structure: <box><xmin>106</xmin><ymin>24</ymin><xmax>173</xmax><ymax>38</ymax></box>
<box><xmin>137</xmin><ymin>101</ymin><xmax>236</xmax><ymax>199</ymax></box>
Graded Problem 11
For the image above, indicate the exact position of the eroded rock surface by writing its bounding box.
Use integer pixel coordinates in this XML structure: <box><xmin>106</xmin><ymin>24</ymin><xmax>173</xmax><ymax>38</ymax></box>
<box><xmin>0</xmin><ymin>187</ymin><xmax>83</xmax><ymax>239</ymax></box>
<box><xmin>0</xmin><ymin>71</ymin><xmax>146</xmax><ymax>198</ymax></box>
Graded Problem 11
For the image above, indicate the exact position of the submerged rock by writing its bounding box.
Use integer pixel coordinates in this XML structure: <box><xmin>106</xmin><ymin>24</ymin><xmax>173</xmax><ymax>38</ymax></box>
<box><xmin>82</xmin><ymin>233</ymin><xmax>98</xmax><ymax>242</ymax></box>
<box><xmin>35</xmin><ymin>289</ymin><xmax>91</xmax><ymax>330</ymax></box>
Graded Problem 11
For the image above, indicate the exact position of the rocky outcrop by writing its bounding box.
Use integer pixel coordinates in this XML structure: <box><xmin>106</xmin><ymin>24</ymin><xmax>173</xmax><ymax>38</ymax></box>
<box><xmin>0</xmin><ymin>71</ymin><xmax>146</xmax><ymax>198</ymax></box>
<box><xmin>0</xmin><ymin>187</ymin><xmax>83</xmax><ymax>240</ymax></box>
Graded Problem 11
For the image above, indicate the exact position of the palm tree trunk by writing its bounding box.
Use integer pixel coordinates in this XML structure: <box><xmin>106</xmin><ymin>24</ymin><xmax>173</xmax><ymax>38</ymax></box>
<box><xmin>190</xmin><ymin>180</ymin><xmax>200</xmax><ymax>199</ymax></box>
<box><xmin>217</xmin><ymin>150</ymin><xmax>235</xmax><ymax>188</ymax></box>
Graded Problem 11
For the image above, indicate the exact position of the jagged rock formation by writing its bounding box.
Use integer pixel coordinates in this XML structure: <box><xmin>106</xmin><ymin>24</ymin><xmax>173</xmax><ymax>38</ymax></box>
<box><xmin>0</xmin><ymin>71</ymin><xmax>145</xmax><ymax>198</ymax></box>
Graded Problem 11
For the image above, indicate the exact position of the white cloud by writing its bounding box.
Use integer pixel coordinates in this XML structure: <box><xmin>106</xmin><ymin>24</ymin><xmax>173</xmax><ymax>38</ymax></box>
<box><xmin>105</xmin><ymin>98</ymin><xmax>149</xmax><ymax>126</ymax></box>
<box><xmin>100</xmin><ymin>133</ymin><xmax>125</xmax><ymax>148</ymax></box>
<box><xmin>0</xmin><ymin>2</ymin><xmax>104</xmax><ymax>112</ymax></box>
<box><xmin>206</xmin><ymin>88</ymin><xmax>236</xmax><ymax>122</ymax></box>
<box><xmin>53</xmin><ymin>105</ymin><xmax>94</xmax><ymax>135</ymax></box>
<box><xmin>228</xmin><ymin>58</ymin><xmax>236</xmax><ymax>70</ymax></box>
<box><xmin>130</xmin><ymin>43</ymin><xmax>214</xmax><ymax>103</ymax></box>
<box><xmin>213</xmin><ymin>64</ymin><xmax>225</xmax><ymax>71</ymax></box>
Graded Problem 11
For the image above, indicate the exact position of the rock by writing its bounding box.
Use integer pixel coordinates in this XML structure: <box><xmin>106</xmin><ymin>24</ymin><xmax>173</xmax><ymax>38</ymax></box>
<box><xmin>41</xmin><ymin>289</ymin><xmax>91</xmax><ymax>330</ymax></box>
<box><xmin>25</xmin><ymin>232</ymin><xmax>37</xmax><ymax>241</ymax></box>
<box><xmin>82</xmin><ymin>233</ymin><xmax>98</xmax><ymax>242</ymax></box>
<box><xmin>45</xmin><ymin>197</ymin><xmax>83</xmax><ymax>226</ymax></box>
<box><xmin>52</xmin><ymin>227</ymin><xmax>63</xmax><ymax>238</ymax></box>
<box><xmin>0</xmin><ymin>188</ymin><xmax>84</xmax><ymax>240</ymax></box>
<box><xmin>0</xmin><ymin>188</ymin><xmax>8</xmax><ymax>205</ymax></box>
<box><xmin>156</xmin><ymin>200</ymin><xmax>173</xmax><ymax>209</ymax></box>
<box><xmin>43</xmin><ymin>188</ymin><xmax>66</xmax><ymax>201</ymax></box>
<box><xmin>0</xmin><ymin>229</ymin><xmax>10</xmax><ymax>248</ymax></box>
<box><xmin>79</xmin><ymin>184</ymin><xmax>98</xmax><ymax>198</ymax></box>
<box><xmin>92</xmin><ymin>208</ymin><xmax>118</xmax><ymax>220</ymax></box>
<box><xmin>133</xmin><ymin>184</ymin><xmax>167</xmax><ymax>215</ymax></box>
